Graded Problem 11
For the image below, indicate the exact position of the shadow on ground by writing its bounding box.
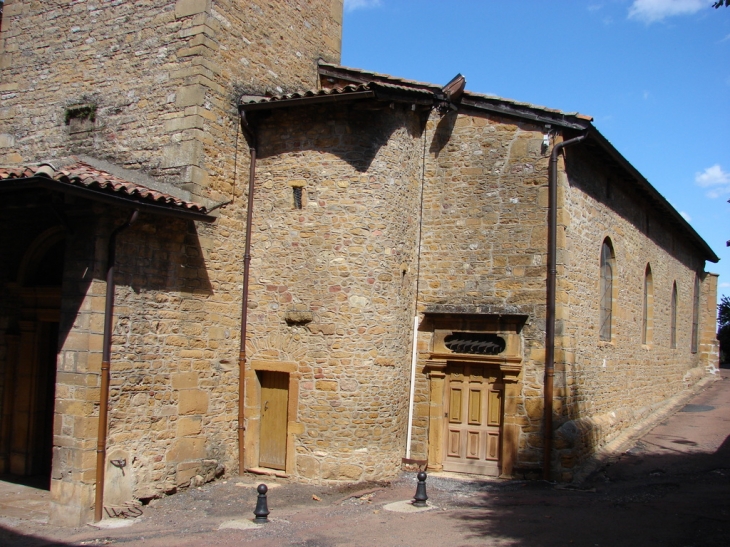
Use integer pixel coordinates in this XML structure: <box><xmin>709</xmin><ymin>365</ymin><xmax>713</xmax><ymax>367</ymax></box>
<box><xmin>0</xmin><ymin>526</ymin><xmax>73</xmax><ymax>547</ymax></box>
<box><xmin>0</xmin><ymin>475</ymin><xmax>50</xmax><ymax>491</ymax></box>
<box><xmin>453</xmin><ymin>434</ymin><xmax>730</xmax><ymax>547</ymax></box>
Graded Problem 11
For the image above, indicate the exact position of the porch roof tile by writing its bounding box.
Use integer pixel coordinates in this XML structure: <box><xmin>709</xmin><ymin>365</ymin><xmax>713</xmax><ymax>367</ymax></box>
<box><xmin>0</xmin><ymin>161</ymin><xmax>214</xmax><ymax>221</ymax></box>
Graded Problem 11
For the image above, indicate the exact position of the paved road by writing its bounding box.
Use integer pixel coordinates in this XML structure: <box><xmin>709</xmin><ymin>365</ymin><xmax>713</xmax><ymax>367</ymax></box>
<box><xmin>1</xmin><ymin>368</ymin><xmax>728</xmax><ymax>547</ymax></box>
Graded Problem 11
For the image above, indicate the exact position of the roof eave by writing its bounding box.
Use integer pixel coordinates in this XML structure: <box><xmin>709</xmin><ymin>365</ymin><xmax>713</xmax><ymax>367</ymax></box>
<box><xmin>239</xmin><ymin>90</ymin><xmax>376</xmax><ymax>111</ymax></box>
<box><xmin>239</xmin><ymin>86</ymin><xmax>434</xmax><ymax>113</ymax></box>
<box><xmin>459</xmin><ymin>96</ymin><xmax>590</xmax><ymax>131</ymax></box>
<box><xmin>318</xmin><ymin>61</ymin><xmax>443</xmax><ymax>93</ymax></box>
<box><xmin>318</xmin><ymin>62</ymin><xmax>593</xmax><ymax>127</ymax></box>
<box><xmin>0</xmin><ymin>176</ymin><xmax>217</xmax><ymax>223</ymax></box>
<box><xmin>585</xmin><ymin>127</ymin><xmax>719</xmax><ymax>264</ymax></box>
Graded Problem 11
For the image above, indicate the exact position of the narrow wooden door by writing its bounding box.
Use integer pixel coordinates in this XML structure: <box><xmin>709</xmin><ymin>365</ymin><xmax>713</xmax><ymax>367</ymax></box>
<box><xmin>10</xmin><ymin>320</ymin><xmax>59</xmax><ymax>478</ymax></box>
<box><xmin>443</xmin><ymin>364</ymin><xmax>503</xmax><ymax>476</ymax></box>
<box><xmin>259</xmin><ymin>371</ymin><xmax>289</xmax><ymax>470</ymax></box>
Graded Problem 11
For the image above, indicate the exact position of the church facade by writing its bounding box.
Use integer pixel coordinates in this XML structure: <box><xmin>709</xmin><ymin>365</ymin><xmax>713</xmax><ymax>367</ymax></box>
<box><xmin>0</xmin><ymin>0</ymin><xmax>718</xmax><ymax>526</ymax></box>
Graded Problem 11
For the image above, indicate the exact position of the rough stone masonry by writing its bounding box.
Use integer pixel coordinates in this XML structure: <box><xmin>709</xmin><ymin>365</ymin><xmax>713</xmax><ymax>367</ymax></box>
<box><xmin>0</xmin><ymin>0</ymin><xmax>718</xmax><ymax>528</ymax></box>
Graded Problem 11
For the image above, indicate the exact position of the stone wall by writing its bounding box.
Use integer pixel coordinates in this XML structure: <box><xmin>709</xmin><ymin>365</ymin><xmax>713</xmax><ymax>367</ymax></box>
<box><xmin>30</xmin><ymin>96</ymin><xmax>426</xmax><ymax>523</ymax></box>
<box><xmin>243</xmin><ymin>101</ymin><xmax>424</xmax><ymax>482</ymax></box>
<box><xmin>0</xmin><ymin>0</ymin><xmax>345</xmax><ymax>525</ymax></box>
<box><xmin>409</xmin><ymin>109</ymin><xmax>552</xmax><ymax>470</ymax></box>
<box><xmin>0</xmin><ymin>0</ymin><xmax>342</xmax><ymax>201</ymax></box>
<box><xmin>100</xmin><ymin>210</ymin><xmax>240</xmax><ymax>499</ymax></box>
<box><xmin>406</xmin><ymin>117</ymin><xmax>718</xmax><ymax>479</ymax></box>
<box><xmin>41</xmin><ymin>200</ymin><xmax>249</xmax><ymax>525</ymax></box>
<box><xmin>552</xmin><ymin>144</ymin><xmax>718</xmax><ymax>480</ymax></box>
<box><xmin>51</xmin><ymin>213</ymin><xmax>104</xmax><ymax>526</ymax></box>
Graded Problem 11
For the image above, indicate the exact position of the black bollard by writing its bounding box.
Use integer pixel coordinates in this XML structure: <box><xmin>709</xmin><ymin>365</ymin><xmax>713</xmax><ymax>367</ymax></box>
<box><xmin>253</xmin><ymin>483</ymin><xmax>270</xmax><ymax>523</ymax></box>
<box><xmin>412</xmin><ymin>471</ymin><xmax>428</xmax><ymax>507</ymax></box>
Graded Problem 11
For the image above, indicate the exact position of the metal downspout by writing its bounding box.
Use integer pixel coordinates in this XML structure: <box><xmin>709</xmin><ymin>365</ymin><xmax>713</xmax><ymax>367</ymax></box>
<box><xmin>237</xmin><ymin>110</ymin><xmax>257</xmax><ymax>476</ymax></box>
<box><xmin>543</xmin><ymin>133</ymin><xmax>586</xmax><ymax>481</ymax></box>
<box><xmin>405</xmin><ymin>106</ymin><xmax>430</xmax><ymax>460</ymax></box>
<box><xmin>95</xmin><ymin>209</ymin><xmax>139</xmax><ymax>522</ymax></box>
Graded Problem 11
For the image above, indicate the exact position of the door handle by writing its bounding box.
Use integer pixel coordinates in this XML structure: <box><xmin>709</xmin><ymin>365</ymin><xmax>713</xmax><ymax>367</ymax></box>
<box><xmin>264</xmin><ymin>401</ymin><xmax>269</xmax><ymax>411</ymax></box>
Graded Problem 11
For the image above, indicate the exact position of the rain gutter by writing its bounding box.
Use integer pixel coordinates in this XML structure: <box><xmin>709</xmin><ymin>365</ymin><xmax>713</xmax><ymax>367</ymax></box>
<box><xmin>457</xmin><ymin>97</ymin><xmax>588</xmax><ymax>131</ymax></box>
<box><xmin>95</xmin><ymin>209</ymin><xmax>139</xmax><ymax>522</ymax></box>
<box><xmin>543</xmin><ymin>133</ymin><xmax>586</xmax><ymax>481</ymax></box>
<box><xmin>236</xmin><ymin>109</ymin><xmax>257</xmax><ymax>476</ymax></box>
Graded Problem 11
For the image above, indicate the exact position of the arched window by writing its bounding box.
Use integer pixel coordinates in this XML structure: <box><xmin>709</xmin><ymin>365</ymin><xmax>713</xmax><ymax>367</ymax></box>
<box><xmin>642</xmin><ymin>264</ymin><xmax>653</xmax><ymax>345</ymax></box>
<box><xmin>599</xmin><ymin>239</ymin><xmax>615</xmax><ymax>341</ymax></box>
<box><xmin>670</xmin><ymin>282</ymin><xmax>678</xmax><ymax>349</ymax></box>
<box><xmin>691</xmin><ymin>275</ymin><xmax>700</xmax><ymax>353</ymax></box>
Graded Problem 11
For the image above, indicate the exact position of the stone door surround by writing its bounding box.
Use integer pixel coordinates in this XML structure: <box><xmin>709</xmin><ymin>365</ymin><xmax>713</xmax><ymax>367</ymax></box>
<box><xmin>421</xmin><ymin>312</ymin><xmax>524</xmax><ymax>477</ymax></box>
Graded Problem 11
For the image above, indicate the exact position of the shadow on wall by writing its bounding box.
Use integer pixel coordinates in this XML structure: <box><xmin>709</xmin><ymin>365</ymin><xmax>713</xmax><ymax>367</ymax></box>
<box><xmin>55</xmin><ymin>210</ymin><xmax>213</xmax><ymax>352</ymax></box>
<box><xmin>114</xmin><ymin>213</ymin><xmax>213</xmax><ymax>297</ymax></box>
<box><xmin>429</xmin><ymin>110</ymin><xmax>457</xmax><ymax>158</ymax></box>
<box><xmin>547</xmin><ymin>361</ymin><xmax>705</xmax><ymax>483</ymax></box>
<box><xmin>453</xmin><ymin>432</ymin><xmax>730</xmax><ymax>547</ymax></box>
<box><xmin>253</xmin><ymin>101</ymin><xmax>430</xmax><ymax>173</ymax></box>
<box><xmin>1</xmin><ymin>200</ymin><xmax>213</xmax><ymax>351</ymax></box>
<box><xmin>565</xmin><ymin>147</ymin><xmax>700</xmax><ymax>271</ymax></box>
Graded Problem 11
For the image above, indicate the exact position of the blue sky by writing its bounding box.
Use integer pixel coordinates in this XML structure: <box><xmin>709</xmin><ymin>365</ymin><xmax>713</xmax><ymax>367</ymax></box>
<box><xmin>341</xmin><ymin>0</ymin><xmax>730</xmax><ymax>301</ymax></box>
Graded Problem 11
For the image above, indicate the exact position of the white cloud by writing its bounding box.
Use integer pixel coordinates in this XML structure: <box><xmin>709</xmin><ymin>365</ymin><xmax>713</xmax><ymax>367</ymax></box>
<box><xmin>696</xmin><ymin>164</ymin><xmax>730</xmax><ymax>186</ymax></box>
<box><xmin>344</xmin><ymin>0</ymin><xmax>382</xmax><ymax>12</ymax></box>
<box><xmin>720</xmin><ymin>282</ymin><xmax>730</xmax><ymax>288</ymax></box>
<box><xmin>628</xmin><ymin>0</ymin><xmax>712</xmax><ymax>23</ymax></box>
<box><xmin>679</xmin><ymin>211</ymin><xmax>692</xmax><ymax>222</ymax></box>
<box><xmin>643</xmin><ymin>90</ymin><xmax>651</xmax><ymax>100</ymax></box>
<box><xmin>695</xmin><ymin>164</ymin><xmax>730</xmax><ymax>198</ymax></box>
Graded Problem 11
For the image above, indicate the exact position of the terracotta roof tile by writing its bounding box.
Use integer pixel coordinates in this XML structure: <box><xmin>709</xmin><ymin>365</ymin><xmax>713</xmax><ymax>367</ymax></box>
<box><xmin>0</xmin><ymin>161</ymin><xmax>209</xmax><ymax>215</ymax></box>
<box><xmin>239</xmin><ymin>81</ymin><xmax>433</xmax><ymax>108</ymax></box>
<box><xmin>318</xmin><ymin>61</ymin><xmax>443</xmax><ymax>92</ymax></box>
<box><xmin>240</xmin><ymin>83</ymin><xmax>370</xmax><ymax>105</ymax></box>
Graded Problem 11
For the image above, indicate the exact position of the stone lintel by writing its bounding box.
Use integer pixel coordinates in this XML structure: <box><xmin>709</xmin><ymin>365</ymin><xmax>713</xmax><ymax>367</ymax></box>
<box><xmin>250</xmin><ymin>360</ymin><xmax>297</xmax><ymax>373</ymax></box>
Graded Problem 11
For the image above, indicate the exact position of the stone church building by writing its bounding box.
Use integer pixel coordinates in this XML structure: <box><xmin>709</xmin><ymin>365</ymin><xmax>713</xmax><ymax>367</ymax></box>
<box><xmin>0</xmin><ymin>0</ymin><xmax>719</xmax><ymax>526</ymax></box>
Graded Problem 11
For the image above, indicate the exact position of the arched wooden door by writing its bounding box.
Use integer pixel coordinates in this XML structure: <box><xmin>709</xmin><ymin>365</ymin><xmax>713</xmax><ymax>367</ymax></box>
<box><xmin>1</xmin><ymin>230</ymin><xmax>64</xmax><ymax>482</ymax></box>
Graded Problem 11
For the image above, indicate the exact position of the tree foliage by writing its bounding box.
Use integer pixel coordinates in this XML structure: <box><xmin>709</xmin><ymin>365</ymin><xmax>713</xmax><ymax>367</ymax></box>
<box><xmin>720</xmin><ymin>296</ymin><xmax>730</xmax><ymax>328</ymax></box>
<box><xmin>718</xmin><ymin>296</ymin><xmax>730</xmax><ymax>363</ymax></box>
<box><xmin>713</xmin><ymin>1</ymin><xmax>730</xmax><ymax>8</ymax></box>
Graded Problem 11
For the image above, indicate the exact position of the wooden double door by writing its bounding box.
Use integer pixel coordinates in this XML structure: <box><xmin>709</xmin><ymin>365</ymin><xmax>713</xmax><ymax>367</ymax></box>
<box><xmin>443</xmin><ymin>364</ymin><xmax>503</xmax><ymax>476</ymax></box>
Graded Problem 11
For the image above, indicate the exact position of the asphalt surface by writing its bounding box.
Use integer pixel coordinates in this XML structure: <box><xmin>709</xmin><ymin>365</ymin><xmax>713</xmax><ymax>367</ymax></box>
<box><xmin>1</xmin><ymin>367</ymin><xmax>728</xmax><ymax>547</ymax></box>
